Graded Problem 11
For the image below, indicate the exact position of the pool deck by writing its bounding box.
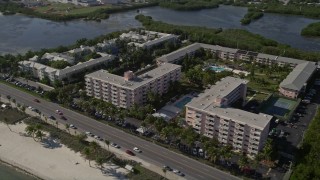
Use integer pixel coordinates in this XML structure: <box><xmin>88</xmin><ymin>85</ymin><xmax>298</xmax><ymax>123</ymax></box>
<box><xmin>157</xmin><ymin>95</ymin><xmax>194</xmax><ymax>120</ymax></box>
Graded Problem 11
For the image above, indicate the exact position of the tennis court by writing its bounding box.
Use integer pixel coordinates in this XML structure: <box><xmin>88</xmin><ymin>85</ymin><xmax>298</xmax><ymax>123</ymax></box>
<box><xmin>262</xmin><ymin>97</ymin><xmax>297</xmax><ymax>117</ymax></box>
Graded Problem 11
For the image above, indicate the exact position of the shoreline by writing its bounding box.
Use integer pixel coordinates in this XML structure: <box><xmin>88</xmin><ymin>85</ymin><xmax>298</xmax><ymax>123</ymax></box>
<box><xmin>0</xmin><ymin>159</ymin><xmax>43</xmax><ymax>180</ymax></box>
<box><xmin>0</xmin><ymin>122</ymin><xmax>129</xmax><ymax>180</ymax></box>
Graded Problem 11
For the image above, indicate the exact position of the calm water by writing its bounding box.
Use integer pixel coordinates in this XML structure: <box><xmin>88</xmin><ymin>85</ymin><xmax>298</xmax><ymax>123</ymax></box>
<box><xmin>0</xmin><ymin>163</ymin><xmax>37</xmax><ymax>180</ymax></box>
<box><xmin>0</xmin><ymin>5</ymin><xmax>320</xmax><ymax>55</ymax></box>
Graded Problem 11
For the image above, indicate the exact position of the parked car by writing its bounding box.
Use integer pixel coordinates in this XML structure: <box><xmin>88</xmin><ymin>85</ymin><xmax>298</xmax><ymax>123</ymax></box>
<box><xmin>56</xmin><ymin>110</ymin><xmax>63</xmax><ymax>115</ymax></box>
<box><xmin>110</xmin><ymin>143</ymin><xmax>120</xmax><ymax>148</ymax></box>
<box><xmin>133</xmin><ymin>147</ymin><xmax>142</xmax><ymax>153</ymax></box>
<box><xmin>126</xmin><ymin>150</ymin><xmax>135</xmax><ymax>156</ymax></box>
<box><xmin>163</xmin><ymin>165</ymin><xmax>172</xmax><ymax>171</ymax></box>
<box><xmin>48</xmin><ymin>115</ymin><xmax>56</xmax><ymax>120</ymax></box>
<box><xmin>70</xmin><ymin>124</ymin><xmax>76</xmax><ymax>129</ymax></box>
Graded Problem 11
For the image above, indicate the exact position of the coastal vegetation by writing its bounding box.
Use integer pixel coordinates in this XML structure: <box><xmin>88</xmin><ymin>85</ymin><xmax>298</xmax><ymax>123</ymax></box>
<box><xmin>301</xmin><ymin>22</ymin><xmax>320</xmax><ymax>37</ymax></box>
<box><xmin>0</xmin><ymin>2</ymin><xmax>157</xmax><ymax>21</ymax></box>
<box><xmin>135</xmin><ymin>14</ymin><xmax>320</xmax><ymax>62</ymax></box>
<box><xmin>158</xmin><ymin>0</ymin><xmax>219</xmax><ymax>11</ymax></box>
<box><xmin>251</xmin><ymin>3</ymin><xmax>320</xmax><ymax>19</ymax></box>
<box><xmin>240</xmin><ymin>10</ymin><xmax>264</xmax><ymax>25</ymax></box>
<box><xmin>291</xmin><ymin>108</ymin><xmax>320</xmax><ymax>179</ymax></box>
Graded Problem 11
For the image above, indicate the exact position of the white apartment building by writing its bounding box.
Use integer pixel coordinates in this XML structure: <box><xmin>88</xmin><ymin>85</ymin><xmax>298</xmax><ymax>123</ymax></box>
<box><xmin>120</xmin><ymin>30</ymin><xmax>178</xmax><ymax>49</ymax></box>
<box><xmin>185</xmin><ymin>77</ymin><xmax>272</xmax><ymax>155</ymax></box>
<box><xmin>42</xmin><ymin>52</ymin><xmax>75</xmax><ymax>64</ymax></box>
<box><xmin>156</xmin><ymin>42</ymin><xmax>306</xmax><ymax>68</ymax></box>
<box><xmin>279</xmin><ymin>61</ymin><xmax>316</xmax><ymax>99</ymax></box>
<box><xmin>19</xmin><ymin>55</ymin><xmax>115</xmax><ymax>82</ymax></box>
<box><xmin>85</xmin><ymin>63</ymin><xmax>181</xmax><ymax>109</ymax></box>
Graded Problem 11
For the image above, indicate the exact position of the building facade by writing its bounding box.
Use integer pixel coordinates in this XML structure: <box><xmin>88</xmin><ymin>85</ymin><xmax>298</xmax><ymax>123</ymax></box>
<box><xmin>156</xmin><ymin>42</ymin><xmax>306</xmax><ymax>68</ymax></box>
<box><xmin>19</xmin><ymin>55</ymin><xmax>114</xmax><ymax>82</ymax></box>
<box><xmin>185</xmin><ymin>77</ymin><xmax>272</xmax><ymax>155</ymax></box>
<box><xmin>279</xmin><ymin>62</ymin><xmax>316</xmax><ymax>99</ymax></box>
<box><xmin>85</xmin><ymin>63</ymin><xmax>181</xmax><ymax>109</ymax></box>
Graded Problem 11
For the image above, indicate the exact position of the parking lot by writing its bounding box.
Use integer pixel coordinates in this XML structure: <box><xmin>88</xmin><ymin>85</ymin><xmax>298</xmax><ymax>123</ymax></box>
<box><xmin>266</xmin><ymin>85</ymin><xmax>320</xmax><ymax>179</ymax></box>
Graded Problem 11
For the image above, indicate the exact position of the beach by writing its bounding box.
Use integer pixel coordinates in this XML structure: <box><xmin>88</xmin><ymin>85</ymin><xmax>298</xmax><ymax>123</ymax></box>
<box><xmin>0</xmin><ymin>122</ymin><xmax>129</xmax><ymax>180</ymax></box>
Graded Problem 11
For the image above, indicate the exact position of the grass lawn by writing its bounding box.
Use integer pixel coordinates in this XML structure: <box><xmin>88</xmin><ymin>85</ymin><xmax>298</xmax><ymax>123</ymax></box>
<box><xmin>127</xmin><ymin>165</ymin><xmax>166</xmax><ymax>180</ymax></box>
<box><xmin>254</xmin><ymin>93</ymin><xmax>270</xmax><ymax>103</ymax></box>
<box><xmin>0</xmin><ymin>108</ymin><xmax>28</xmax><ymax>124</ymax></box>
<box><xmin>34</xmin><ymin>3</ymin><xmax>113</xmax><ymax>15</ymax></box>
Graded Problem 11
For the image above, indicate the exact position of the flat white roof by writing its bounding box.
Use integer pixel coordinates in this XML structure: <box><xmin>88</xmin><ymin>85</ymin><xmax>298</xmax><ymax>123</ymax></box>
<box><xmin>186</xmin><ymin>76</ymin><xmax>272</xmax><ymax>129</ymax></box>
<box><xmin>85</xmin><ymin>63</ymin><xmax>181</xmax><ymax>90</ymax></box>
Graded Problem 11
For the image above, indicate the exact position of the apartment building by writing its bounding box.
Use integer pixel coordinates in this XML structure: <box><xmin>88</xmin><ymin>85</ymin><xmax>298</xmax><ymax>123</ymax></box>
<box><xmin>279</xmin><ymin>61</ymin><xmax>316</xmax><ymax>99</ymax></box>
<box><xmin>19</xmin><ymin>55</ymin><xmax>115</xmax><ymax>82</ymax></box>
<box><xmin>42</xmin><ymin>52</ymin><xmax>75</xmax><ymax>64</ymax></box>
<box><xmin>120</xmin><ymin>30</ymin><xmax>178</xmax><ymax>49</ymax></box>
<box><xmin>85</xmin><ymin>63</ymin><xmax>181</xmax><ymax>109</ymax></box>
<box><xmin>156</xmin><ymin>42</ymin><xmax>306</xmax><ymax>68</ymax></box>
<box><xmin>185</xmin><ymin>77</ymin><xmax>272</xmax><ymax>155</ymax></box>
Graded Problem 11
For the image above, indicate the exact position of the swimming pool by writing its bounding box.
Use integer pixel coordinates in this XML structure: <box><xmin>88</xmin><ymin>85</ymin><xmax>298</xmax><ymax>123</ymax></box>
<box><xmin>174</xmin><ymin>96</ymin><xmax>193</xmax><ymax>109</ymax></box>
<box><xmin>210</xmin><ymin>66</ymin><xmax>225</xmax><ymax>72</ymax></box>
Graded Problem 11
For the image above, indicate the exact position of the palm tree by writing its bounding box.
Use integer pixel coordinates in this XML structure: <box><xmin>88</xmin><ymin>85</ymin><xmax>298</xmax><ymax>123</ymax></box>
<box><xmin>83</xmin><ymin>147</ymin><xmax>92</xmax><ymax>167</ymax></box>
<box><xmin>35</xmin><ymin>130</ymin><xmax>44</xmax><ymax>141</ymax></box>
<box><xmin>12</xmin><ymin>98</ymin><xmax>16</xmax><ymax>106</ymax></box>
<box><xmin>76</xmin><ymin>133</ymin><xmax>87</xmax><ymax>143</ymax></box>
<box><xmin>238</xmin><ymin>154</ymin><xmax>249</xmax><ymax>171</ymax></box>
<box><xmin>207</xmin><ymin>147</ymin><xmax>219</xmax><ymax>164</ymax></box>
<box><xmin>6</xmin><ymin>95</ymin><xmax>11</xmax><ymax>102</ymax></box>
<box><xmin>25</xmin><ymin>125</ymin><xmax>36</xmax><ymax>141</ymax></box>
<box><xmin>65</xmin><ymin>124</ymin><xmax>70</xmax><ymax>134</ymax></box>
<box><xmin>3</xmin><ymin>117</ymin><xmax>12</xmax><ymax>132</ymax></box>
<box><xmin>104</xmin><ymin>139</ymin><xmax>110</xmax><ymax>151</ymax></box>
<box><xmin>55</xmin><ymin>121</ymin><xmax>59</xmax><ymax>128</ymax></box>
<box><xmin>95</xmin><ymin>157</ymin><xmax>104</xmax><ymax>170</ymax></box>
<box><xmin>162</xmin><ymin>168</ymin><xmax>167</xmax><ymax>178</ymax></box>
<box><xmin>89</xmin><ymin>141</ymin><xmax>100</xmax><ymax>156</ymax></box>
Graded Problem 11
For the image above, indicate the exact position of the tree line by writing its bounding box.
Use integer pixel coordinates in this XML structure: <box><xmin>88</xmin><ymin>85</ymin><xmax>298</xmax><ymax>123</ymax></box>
<box><xmin>158</xmin><ymin>0</ymin><xmax>219</xmax><ymax>11</ymax></box>
<box><xmin>0</xmin><ymin>2</ymin><xmax>157</xmax><ymax>21</ymax></box>
<box><xmin>135</xmin><ymin>14</ymin><xmax>320</xmax><ymax>62</ymax></box>
<box><xmin>240</xmin><ymin>9</ymin><xmax>264</xmax><ymax>25</ymax></box>
<box><xmin>291</xmin><ymin>108</ymin><xmax>320</xmax><ymax>179</ymax></box>
<box><xmin>301</xmin><ymin>22</ymin><xmax>320</xmax><ymax>37</ymax></box>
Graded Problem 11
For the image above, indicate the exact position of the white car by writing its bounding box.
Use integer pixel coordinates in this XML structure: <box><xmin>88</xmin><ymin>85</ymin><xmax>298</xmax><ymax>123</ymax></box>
<box><xmin>111</xmin><ymin>143</ymin><xmax>120</xmax><ymax>148</ymax></box>
<box><xmin>173</xmin><ymin>169</ymin><xmax>180</xmax><ymax>174</ymax></box>
<box><xmin>70</xmin><ymin>124</ymin><xmax>76</xmax><ymax>129</ymax></box>
<box><xmin>133</xmin><ymin>147</ymin><xmax>141</xmax><ymax>153</ymax></box>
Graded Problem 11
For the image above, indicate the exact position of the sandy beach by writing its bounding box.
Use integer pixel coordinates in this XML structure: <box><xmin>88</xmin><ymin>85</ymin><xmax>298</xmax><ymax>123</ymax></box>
<box><xmin>0</xmin><ymin>122</ymin><xmax>128</xmax><ymax>180</ymax></box>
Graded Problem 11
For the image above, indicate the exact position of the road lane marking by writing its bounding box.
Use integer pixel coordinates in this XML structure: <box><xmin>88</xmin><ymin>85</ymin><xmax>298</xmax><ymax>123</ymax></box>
<box><xmin>0</xmin><ymin>84</ymin><xmax>239</xmax><ymax>180</ymax></box>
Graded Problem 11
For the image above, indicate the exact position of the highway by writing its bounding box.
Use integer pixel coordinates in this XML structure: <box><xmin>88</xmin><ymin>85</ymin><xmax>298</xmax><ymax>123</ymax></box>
<box><xmin>0</xmin><ymin>83</ymin><xmax>240</xmax><ymax>180</ymax></box>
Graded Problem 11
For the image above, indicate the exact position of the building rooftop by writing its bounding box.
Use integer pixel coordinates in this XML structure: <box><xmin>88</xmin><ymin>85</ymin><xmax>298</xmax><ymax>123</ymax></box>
<box><xmin>19</xmin><ymin>54</ymin><xmax>114</xmax><ymax>77</ymax></box>
<box><xmin>257</xmin><ymin>53</ymin><xmax>305</xmax><ymax>65</ymax></box>
<box><xmin>208</xmin><ymin>107</ymin><xmax>272</xmax><ymax>129</ymax></box>
<box><xmin>157</xmin><ymin>43</ymin><xmax>202</xmax><ymax>63</ymax></box>
<box><xmin>280</xmin><ymin>61</ymin><xmax>316</xmax><ymax>91</ymax></box>
<box><xmin>187</xmin><ymin>77</ymin><xmax>248</xmax><ymax>109</ymax></box>
<box><xmin>186</xmin><ymin>76</ymin><xmax>272</xmax><ymax>129</ymax></box>
<box><xmin>42</xmin><ymin>52</ymin><xmax>75</xmax><ymax>64</ymax></box>
<box><xmin>58</xmin><ymin>55</ymin><xmax>114</xmax><ymax>76</ymax></box>
<box><xmin>86</xmin><ymin>63</ymin><xmax>181</xmax><ymax>90</ymax></box>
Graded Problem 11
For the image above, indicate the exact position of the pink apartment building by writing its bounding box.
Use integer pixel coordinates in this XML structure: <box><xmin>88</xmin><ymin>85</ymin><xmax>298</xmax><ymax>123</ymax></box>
<box><xmin>85</xmin><ymin>63</ymin><xmax>181</xmax><ymax>109</ymax></box>
<box><xmin>185</xmin><ymin>77</ymin><xmax>272</xmax><ymax>156</ymax></box>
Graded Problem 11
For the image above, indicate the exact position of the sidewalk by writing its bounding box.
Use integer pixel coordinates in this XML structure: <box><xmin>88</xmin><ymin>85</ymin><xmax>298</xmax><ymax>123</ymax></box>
<box><xmin>0</xmin><ymin>97</ymin><xmax>183</xmax><ymax>180</ymax></box>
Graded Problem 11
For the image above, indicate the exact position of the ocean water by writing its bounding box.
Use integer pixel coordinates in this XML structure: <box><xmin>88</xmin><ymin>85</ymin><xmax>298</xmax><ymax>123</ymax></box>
<box><xmin>0</xmin><ymin>163</ymin><xmax>37</xmax><ymax>180</ymax></box>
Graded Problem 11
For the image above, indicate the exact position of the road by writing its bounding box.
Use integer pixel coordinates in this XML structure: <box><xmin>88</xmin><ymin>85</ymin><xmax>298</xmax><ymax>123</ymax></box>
<box><xmin>0</xmin><ymin>83</ymin><xmax>239</xmax><ymax>180</ymax></box>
